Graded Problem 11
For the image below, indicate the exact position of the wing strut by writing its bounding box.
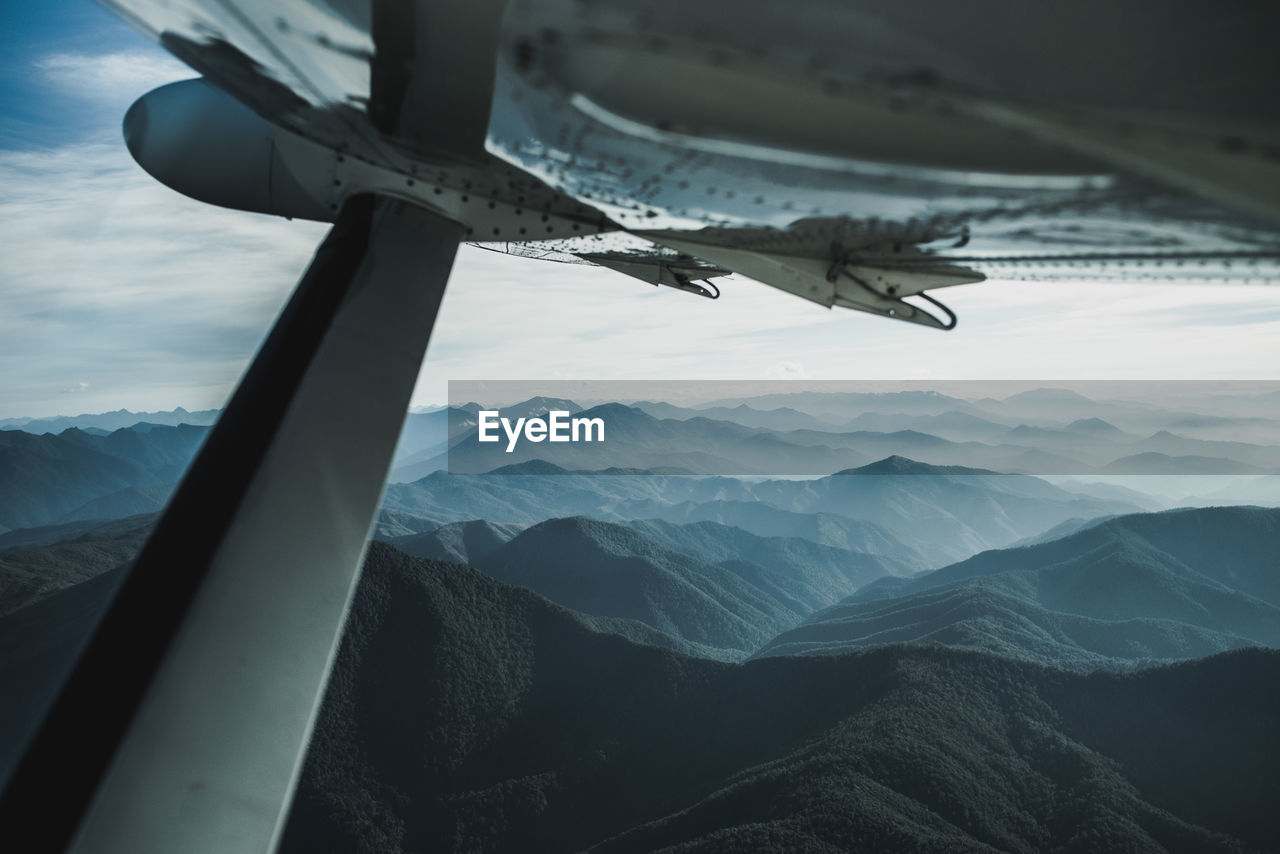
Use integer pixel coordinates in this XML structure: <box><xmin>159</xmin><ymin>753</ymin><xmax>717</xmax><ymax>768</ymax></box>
<box><xmin>0</xmin><ymin>195</ymin><xmax>463</xmax><ymax>853</ymax></box>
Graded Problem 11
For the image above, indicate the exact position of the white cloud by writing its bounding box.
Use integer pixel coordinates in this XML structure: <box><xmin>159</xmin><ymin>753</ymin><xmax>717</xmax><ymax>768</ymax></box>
<box><xmin>36</xmin><ymin>51</ymin><xmax>192</xmax><ymax>101</ymax></box>
<box><xmin>0</xmin><ymin>139</ymin><xmax>326</xmax><ymax>416</ymax></box>
<box><xmin>765</xmin><ymin>361</ymin><xmax>808</xmax><ymax>379</ymax></box>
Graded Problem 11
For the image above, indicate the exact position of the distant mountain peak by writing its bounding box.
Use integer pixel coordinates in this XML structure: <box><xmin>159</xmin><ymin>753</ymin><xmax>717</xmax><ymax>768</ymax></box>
<box><xmin>1003</xmin><ymin>387</ymin><xmax>1093</xmax><ymax>403</ymax></box>
<box><xmin>507</xmin><ymin>515</ymin><xmax>670</xmax><ymax>562</ymax></box>
<box><xmin>1067</xmin><ymin>417</ymin><xmax>1122</xmax><ymax>434</ymax></box>
<box><xmin>836</xmin><ymin>456</ymin><xmax>997</xmax><ymax>476</ymax></box>
<box><xmin>485</xmin><ymin>459</ymin><xmax>572</xmax><ymax>475</ymax></box>
<box><xmin>505</xmin><ymin>395</ymin><xmax>582</xmax><ymax>414</ymax></box>
<box><xmin>580</xmin><ymin>401</ymin><xmax>648</xmax><ymax>417</ymax></box>
<box><xmin>1101</xmin><ymin>452</ymin><xmax>1263</xmax><ymax>475</ymax></box>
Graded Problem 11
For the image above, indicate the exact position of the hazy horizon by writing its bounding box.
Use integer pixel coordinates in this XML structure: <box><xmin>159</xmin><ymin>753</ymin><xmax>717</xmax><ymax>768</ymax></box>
<box><xmin>7</xmin><ymin>379</ymin><xmax>1280</xmax><ymax>424</ymax></box>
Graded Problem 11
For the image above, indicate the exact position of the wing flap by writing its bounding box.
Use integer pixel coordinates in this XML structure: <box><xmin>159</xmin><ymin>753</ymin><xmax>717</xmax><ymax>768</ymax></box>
<box><xmin>645</xmin><ymin>233</ymin><xmax>979</xmax><ymax>329</ymax></box>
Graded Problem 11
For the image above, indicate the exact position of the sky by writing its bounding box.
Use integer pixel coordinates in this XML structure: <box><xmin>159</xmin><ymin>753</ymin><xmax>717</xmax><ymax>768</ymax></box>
<box><xmin>3</xmin><ymin>1</ymin><xmax>1280</xmax><ymax>420</ymax></box>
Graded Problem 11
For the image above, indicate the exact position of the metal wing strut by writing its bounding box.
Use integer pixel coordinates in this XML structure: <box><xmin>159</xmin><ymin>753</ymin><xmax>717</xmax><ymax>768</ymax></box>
<box><xmin>0</xmin><ymin>196</ymin><xmax>463</xmax><ymax>853</ymax></box>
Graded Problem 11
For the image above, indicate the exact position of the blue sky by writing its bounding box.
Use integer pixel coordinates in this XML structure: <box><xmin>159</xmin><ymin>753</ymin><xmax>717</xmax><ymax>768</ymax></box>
<box><xmin>0</xmin><ymin>0</ymin><xmax>143</xmax><ymax>148</ymax></box>
<box><xmin>3</xmin><ymin>0</ymin><xmax>1280</xmax><ymax>420</ymax></box>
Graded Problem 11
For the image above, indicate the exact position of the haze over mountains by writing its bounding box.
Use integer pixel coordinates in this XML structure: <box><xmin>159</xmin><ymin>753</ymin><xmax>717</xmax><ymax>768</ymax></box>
<box><xmin>0</xmin><ymin>424</ymin><xmax>209</xmax><ymax>532</ymax></box>
<box><xmin>1</xmin><ymin>387</ymin><xmax>1277</xmax><ymax>850</ymax></box>
<box><xmin>0</xmin><ymin>407</ymin><xmax>220</xmax><ymax>435</ymax></box>
<box><xmin>759</xmin><ymin>506</ymin><xmax>1280</xmax><ymax>670</ymax></box>
<box><xmin>3</xmin><ymin>386</ymin><xmax>1276</xmax><ymax>540</ymax></box>
<box><xmin>381</xmin><ymin>459</ymin><xmax>1140</xmax><ymax>568</ymax></box>
<box><xmin>382</xmin><ymin>386</ymin><xmax>1280</xmax><ymax>478</ymax></box>
<box><xmin>436</xmin><ymin>398</ymin><xmax>1280</xmax><ymax>477</ymax></box>
<box><xmin>465</xmin><ymin>516</ymin><xmax>914</xmax><ymax>657</ymax></box>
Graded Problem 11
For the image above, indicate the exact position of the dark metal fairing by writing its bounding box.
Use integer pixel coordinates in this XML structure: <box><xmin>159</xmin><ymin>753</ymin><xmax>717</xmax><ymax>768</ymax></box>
<box><xmin>124</xmin><ymin>78</ymin><xmax>334</xmax><ymax>221</ymax></box>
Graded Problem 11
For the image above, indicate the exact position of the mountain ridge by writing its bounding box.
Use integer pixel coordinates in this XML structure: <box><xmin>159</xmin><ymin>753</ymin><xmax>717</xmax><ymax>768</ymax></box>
<box><xmin>278</xmin><ymin>543</ymin><xmax>1280</xmax><ymax>853</ymax></box>
<box><xmin>758</xmin><ymin>506</ymin><xmax>1280</xmax><ymax>668</ymax></box>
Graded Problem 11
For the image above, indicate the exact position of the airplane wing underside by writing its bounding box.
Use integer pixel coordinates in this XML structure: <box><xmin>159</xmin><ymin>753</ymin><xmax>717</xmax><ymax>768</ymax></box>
<box><xmin>99</xmin><ymin>0</ymin><xmax>1280</xmax><ymax>328</ymax></box>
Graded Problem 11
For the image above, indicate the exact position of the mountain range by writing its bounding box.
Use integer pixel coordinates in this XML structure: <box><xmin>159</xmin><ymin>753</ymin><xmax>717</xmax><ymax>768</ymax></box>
<box><xmin>389</xmin><ymin>519</ymin><xmax>526</xmax><ymax>565</ymax></box>
<box><xmin>10</xmin><ymin>502</ymin><xmax>1269</xmax><ymax>671</ymax></box>
<box><xmin>2</xmin><ymin>503</ymin><xmax>1277</xmax><ymax>850</ymax></box>
<box><xmin>759</xmin><ymin>507</ymin><xmax>1280</xmax><ymax>670</ymax></box>
<box><xmin>471</xmin><ymin>516</ymin><xmax>912</xmax><ymax>657</ymax></box>
<box><xmin>1</xmin><ymin>389</ymin><xmax>1276</xmax><ymax>851</ymax></box>
<box><xmin>3</xmin><ymin>391</ymin><xmax>1275</xmax><ymax>540</ymax></box>
<box><xmin>276</xmin><ymin>542</ymin><xmax>1280</xmax><ymax>853</ymax></box>
<box><xmin>0</xmin><ymin>407</ymin><xmax>220</xmax><ymax>434</ymax></box>
<box><xmin>436</xmin><ymin>400</ymin><xmax>1279</xmax><ymax>477</ymax></box>
<box><xmin>0</xmin><ymin>424</ymin><xmax>208</xmax><ymax>532</ymax></box>
<box><xmin>383</xmin><ymin>457</ymin><xmax>1139</xmax><ymax>568</ymax></box>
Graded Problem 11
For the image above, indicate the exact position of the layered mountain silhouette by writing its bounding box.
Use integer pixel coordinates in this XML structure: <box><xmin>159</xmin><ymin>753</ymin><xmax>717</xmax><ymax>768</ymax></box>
<box><xmin>698</xmin><ymin>389</ymin><xmax>980</xmax><ymax>419</ymax></box>
<box><xmin>390</xmin><ymin>407</ymin><xmax>483</xmax><ymax>483</ymax></box>
<box><xmin>758</xmin><ymin>507</ymin><xmax>1280</xmax><ymax>669</ymax></box>
<box><xmin>0</xmin><ymin>407</ymin><xmax>219</xmax><ymax>434</ymax></box>
<box><xmin>2</xmin><ymin>388</ymin><xmax>1277</xmax><ymax>850</ymax></box>
<box><xmin>0</xmin><ymin>506</ymin><xmax>912</xmax><ymax>659</ymax></box>
<box><xmin>372</xmin><ymin>508</ymin><xmax>442</xmax><ymax>540</ymax></box>
<box><xmin>843</xmin><ymin>408</ymin><xmax>1015</xmax><ymax>439</ymax></box>
<box><xmin>277</xmin><ymin>543</ymin><xmax>1279</xmax><ymax>853</ymax></box>
<box><xmin>383</xmin><ymin>458</ymin><xmax>1136</xmax><ymax>568</ymax></box>
<box><xmin>617</xmin><ymin>499</ymin><xmax>933</xmax><ymax>566</ymax></box>
<box><xmin>739</xmin><ymin>457</ymin><xmax>1137</xmax><ymax>561</ymax></box>
<box><xmin>442</xmin><ymin>402</ymin><xmax>873</xmax><ymax>475</ymax></box>
<box><xmin>1101</xmin><ymin>452</ymin><xmax>1269</xmax><ymax>475</ymax></box>
<box><xmin>631</xmin><ymin>400</ymin><xmax>828</xmax><ymax>432</ymax></box>
<box><xmin>621</xmin><ymin>518</ymin><xmax>916</xmax><ymax>594</ymax></box>
<box><xmin>0</xmin><ymin>424</ymin><xmax>208</xmax><ymax>531</ymax></box>
<box><xmin>441</xmin><ymin>399</ymin><xmax>1280</xmax><ymax>477</ymax></box>
<box><xmin>474</xmin><ymin>518</ymin><xmax>817</xmax><ymax>656</ymax></box>
<box><xmin>427</xmin><ymin>391</ymin><xmax>1280</xmax><ymax>477</ymax></box>
<box><xmin>466</xmin><ymin>516</ymin><xmax>913</xmax><ymax>657</ymax></box>
<box><xmin>3</xmin><ymin>389</ymin><xmax>1272</xmax><ymax>549</ymax></box>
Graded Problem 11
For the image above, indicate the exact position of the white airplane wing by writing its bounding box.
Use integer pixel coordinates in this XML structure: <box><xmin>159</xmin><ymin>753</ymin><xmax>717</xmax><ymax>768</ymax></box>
<box><xmin>74</xmin><ymin>1</ymin><xmax>1280</xmax><ymax>327</ymax></box>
